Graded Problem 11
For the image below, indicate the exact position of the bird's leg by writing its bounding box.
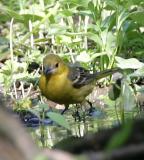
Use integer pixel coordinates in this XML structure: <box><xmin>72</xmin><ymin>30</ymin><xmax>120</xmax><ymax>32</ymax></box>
<box><xmin>76</xmin><ymin>104</ymin><xmax>81</xmax><ymax>121</ymax></box>
<box><xmin>72</xmin><ymin>104</ymin><xmax>81</xmax><ymax>121</ymax></box>
<box><xmin>86</xmin><ymin>100</ymin><xmax>93</xmax><ymax>108</ymax></box>
<box><xmin>73</xmin><ymin>102</ymin><xmax>87</xmax><ymax>122</ymax></box>
<box><xmin>61</xmin><ymin>104</ymin><xmax>69</xmax><ymax>114</ymax></box>
<box><xmin>86</xmin><ymin>100</ymin><xmax>95</xmax><ymax>115</ymax></box>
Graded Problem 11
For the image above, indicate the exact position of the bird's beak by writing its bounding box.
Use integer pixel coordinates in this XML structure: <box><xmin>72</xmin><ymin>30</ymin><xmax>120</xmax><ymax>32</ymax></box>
<box><xmin>43</xmin><ymin>66</ymin><xmax>56</xmax><ymax>75</ymax></box>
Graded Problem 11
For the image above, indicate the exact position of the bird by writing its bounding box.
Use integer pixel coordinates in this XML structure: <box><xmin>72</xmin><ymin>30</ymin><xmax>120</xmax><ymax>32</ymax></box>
<box><xmin>39</xmin><ymin>54</ymin><xmax>120</xmax><ymax>113</ymax></box>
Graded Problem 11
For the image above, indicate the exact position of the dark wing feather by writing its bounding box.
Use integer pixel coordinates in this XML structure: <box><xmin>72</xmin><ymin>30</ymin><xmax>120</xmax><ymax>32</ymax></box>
<box><xmin>68</xmin><ymin>66</ymin><xmax>94</xmax><ymax>88</ymax></box>
<box><xmin>68</xmin><ymin>65</ymin><xmax>120</xmax><ymax>88</ymax></box>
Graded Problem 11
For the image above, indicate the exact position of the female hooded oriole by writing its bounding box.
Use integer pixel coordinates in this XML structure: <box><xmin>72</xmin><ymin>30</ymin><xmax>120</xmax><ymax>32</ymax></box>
<box><xmin>39</xmin><ymin>54</ymin><xmax>119</xmax><ymax>112</ymax></box>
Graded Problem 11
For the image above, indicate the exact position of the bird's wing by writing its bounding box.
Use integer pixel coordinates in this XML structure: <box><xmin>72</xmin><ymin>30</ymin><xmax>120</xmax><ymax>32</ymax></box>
<box><xmin>68</xmin><ymin>65</ymin><xmax>120</xmax><ymax>88</ymax></box>
<box><xmin>68</xmin><ymin>66</ymin><xmax>94</xmax><ymax>88</ymax></box>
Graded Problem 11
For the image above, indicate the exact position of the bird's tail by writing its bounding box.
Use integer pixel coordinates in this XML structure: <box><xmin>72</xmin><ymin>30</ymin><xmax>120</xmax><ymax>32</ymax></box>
<box><xmin>94</xmin><ymin>68</ymin><xmax>121</xmax><ymax>80</ymax></box>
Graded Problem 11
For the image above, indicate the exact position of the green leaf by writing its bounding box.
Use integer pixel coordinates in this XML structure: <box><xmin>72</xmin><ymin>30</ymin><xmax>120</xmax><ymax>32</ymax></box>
<box><xmin>76</xmin><ymin>51</ymin><xmax>91</xmax><ymax>62</ymax></box>
<box><xmin>102</xmin><ymin>13</ymin><xmax>116</xmax><ymax>31</ymax></box>
<box><xmin>47</xmin><ymin>112</ymin><xmax>70</xmax><ymax>130</ymax></box>
<box><xmin>129</xmin><ymin>66</ymin><xmax>144</xmax><ymax>77</ymax></box>
<box><xmin>34</xmin><ymin>38</ymin><xmax>50</xmax><ymax>43</ymax></box>
<box><xmin>76</xmin><ymin>0</ymin><xmax>91</xmax><ymax>8</ymax></box>
<box><xmin>48</xmin><ymin>24</ymin><xmax>68</xmax><ymax>35</ymax></box>
<box><xmin>0</xmin><ymin>7</ymin><xmax>24</xmax><ymax>22</ymax></box>
<box><xmin>104</xmin><ymin>31</ymin><xmax>116</xmax><ymax>54</ymax></box>
<box><xmin>131</xmin><ymin>0</ymin><xmax>144</xmax><ymax>5</ymax></box>
<box><xmin>130</xmin><ymin>11</ymin><xmax>144</xmax><ymax>26</ymax></box>
<box><xmin>60</xmin><ymin>9</ymin><xmax>73</xmax><ymax>17</ymax></box>
<box><xmin>87</xmin><ymin>32</ymin><xmax>102</xmax><ymax>46</ymax></box>
<box><xmin>88</xmin><ymin>1</ymin><xmax>95</xmax><ymax>12</ymax></box>
<box><xmin>62</xmin><ymin>0</ymin><xmax>90</xmax><ymax>8</ymax></box>
<box><xmin>38</xmin><ymin>104</ymin><xmax>49</xmax><ymax>111</ymax></box>
<box><xmin>122</xmin><ymin>81</ymin><xmax>136</xmax><ymax>111</ymax></box>
<box><xmin>29</xmin><ymin>104</ymin><xmax>49</xmax><ymax>118</ymax></box>
<box><xmin>108</xmin><ymin>79</ymin><xmax>121</xmax><ymax>101</ymax></box>
<box><xmin>105</xmin><ymin>1</ymin><xmax>117</xmax><ymax>10</ymax></box>
<box><xmin>106</xmin><ymin>120</ymin><xmax>133</xmax><ymax>150</ymax></box>
<box><xmin>21</xmin><ymin>13</ymin><xmax>43</xmax><ymax>23</ymax></box>
<box><xmin>56</xmin><ymin>35</ymin><xmax>72</xmax><ymax>44</ymax></box>
<box><xmin>117</xmin><ymin>10</ymin><xmax>129</xmax><ymax>30</ymax></box>
<box><xmin>116</xmin><ymin>57</ymin><xmax>144</xmax><ymax>69</ymax></box>
<box><xmin>0</xmin><ymin>6</ymin><xmax>42</xmax><ymax>24</ymax></box>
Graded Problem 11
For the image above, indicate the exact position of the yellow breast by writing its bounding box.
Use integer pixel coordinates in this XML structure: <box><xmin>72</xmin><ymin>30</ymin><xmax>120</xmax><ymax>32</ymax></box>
<box><xmin>39</xmin><ymin>73</ymin><xmax>94</xmax><ymax>104</ymax></box>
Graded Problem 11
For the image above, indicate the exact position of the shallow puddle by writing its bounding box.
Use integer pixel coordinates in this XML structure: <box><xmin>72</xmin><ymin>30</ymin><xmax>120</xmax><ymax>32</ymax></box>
<box><xmin>29</xmin><ymin>107</ymin><xmax>123</xmax><ymax>148</ymax></box>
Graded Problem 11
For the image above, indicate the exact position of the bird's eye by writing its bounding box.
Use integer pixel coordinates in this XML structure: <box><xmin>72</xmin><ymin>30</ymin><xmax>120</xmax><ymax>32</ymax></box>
<box><xmin>55</xmin><ymin>63</ymin><xmax>59</xmax><ymax>68</ymax></box>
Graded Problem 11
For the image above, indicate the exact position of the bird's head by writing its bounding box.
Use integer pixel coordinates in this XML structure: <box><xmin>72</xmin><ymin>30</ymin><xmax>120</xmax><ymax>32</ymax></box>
<box><xmin>42</xmin><ymin>54</ymin><xmax>67</xmax><ymax>76</ymax></box>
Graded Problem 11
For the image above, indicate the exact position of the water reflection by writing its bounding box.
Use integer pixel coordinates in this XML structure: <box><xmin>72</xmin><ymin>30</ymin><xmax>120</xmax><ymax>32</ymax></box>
<box><xmin>29</xmin><ymin>108</ymin><xmax>122</xmax><ymax>148</ymax></box>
